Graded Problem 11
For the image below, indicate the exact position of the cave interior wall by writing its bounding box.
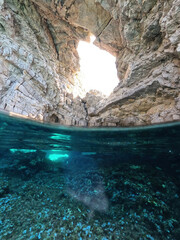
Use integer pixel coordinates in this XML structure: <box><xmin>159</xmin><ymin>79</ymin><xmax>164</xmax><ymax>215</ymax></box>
<box><xmin>0</xmin><ymin>0</ymin><xmax>180</xmax><ymax>126</ymax></box>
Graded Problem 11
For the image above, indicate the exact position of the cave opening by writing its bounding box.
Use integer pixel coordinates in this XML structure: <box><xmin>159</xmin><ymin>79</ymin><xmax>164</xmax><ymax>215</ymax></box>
<box><xmin>77</xmin><ymin>36</ymin><xmax>119</xmax><ymax>96</ymax></box>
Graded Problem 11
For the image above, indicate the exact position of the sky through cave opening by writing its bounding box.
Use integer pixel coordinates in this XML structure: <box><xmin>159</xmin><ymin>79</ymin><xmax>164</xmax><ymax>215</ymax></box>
<box><xmin>77</xmin><ymin>36</ymin><xmax>119</xmax><ymax>96</ymax></box>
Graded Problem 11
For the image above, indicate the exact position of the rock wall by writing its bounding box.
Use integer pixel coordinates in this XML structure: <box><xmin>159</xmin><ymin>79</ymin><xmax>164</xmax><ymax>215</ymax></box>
<box><xmin>0</xmin><ymin>0</ymin><xmax>180</xmax><ymax>126</ymax></box>
<box><xmin>88</xmin><ymin>0</ymin><xmax>180</xmax><ymax>126</ymax></box>
<box><xmin>0</xmin><ymin>0</ymin><xmax>88</xmax><ymax>126</ymax></box>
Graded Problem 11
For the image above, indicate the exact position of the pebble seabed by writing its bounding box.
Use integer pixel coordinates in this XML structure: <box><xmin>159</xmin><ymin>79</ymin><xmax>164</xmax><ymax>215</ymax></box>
<box><xmin>0</xmin><ymin>160</ymin><xmax>180</xmax><ymax>240</ymax></box>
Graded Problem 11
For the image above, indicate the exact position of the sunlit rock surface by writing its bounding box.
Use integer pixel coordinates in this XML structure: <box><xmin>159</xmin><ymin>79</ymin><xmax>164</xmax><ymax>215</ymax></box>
<box><xmin>0</xmin><ymin>0</ymin><xmax>180</xmax><ymax>126</ymax></box>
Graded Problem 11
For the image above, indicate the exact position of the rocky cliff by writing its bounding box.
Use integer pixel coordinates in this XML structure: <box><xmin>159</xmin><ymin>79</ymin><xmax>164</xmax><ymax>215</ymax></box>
<box><xmin>0</xmin><ymin>0</ymin><xmax>180</xmax><ymax>126</ymax></box>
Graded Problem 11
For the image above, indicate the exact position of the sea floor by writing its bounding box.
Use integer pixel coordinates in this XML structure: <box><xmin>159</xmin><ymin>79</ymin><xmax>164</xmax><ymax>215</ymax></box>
<box><xmin>0</xmin><ymin>162</ymin><xmax>180</xmax><ymax>240</ymax></box>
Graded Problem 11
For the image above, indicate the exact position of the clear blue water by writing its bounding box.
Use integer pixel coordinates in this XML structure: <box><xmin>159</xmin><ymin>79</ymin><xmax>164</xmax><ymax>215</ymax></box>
<box><xmin>0</xmin><ymin>112</ymin><xmax>180</xmax><ymax>240</ymax></box>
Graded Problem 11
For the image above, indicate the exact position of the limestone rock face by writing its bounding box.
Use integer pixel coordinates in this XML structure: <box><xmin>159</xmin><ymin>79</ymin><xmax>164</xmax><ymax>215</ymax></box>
<box><xmin>0</xmin><ymin>0</ymin><xmax>88</xmax><ymax>125</ymax></box>
<box><xmin>88</xmin><ymin>0</ymin><xmax>180</xmax><ymax>126</ymax></box>
<box><xmin>0</xmin><ymin>0</ymin><xmax>180</xmax><ymax>126</ymax></box>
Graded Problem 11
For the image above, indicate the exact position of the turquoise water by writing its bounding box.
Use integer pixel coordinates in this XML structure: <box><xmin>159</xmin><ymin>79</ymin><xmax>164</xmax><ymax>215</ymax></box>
<box><xmin>0</xmin><ymin>112</ymin><xmax>180</xmax><ymax>240</ymax></box>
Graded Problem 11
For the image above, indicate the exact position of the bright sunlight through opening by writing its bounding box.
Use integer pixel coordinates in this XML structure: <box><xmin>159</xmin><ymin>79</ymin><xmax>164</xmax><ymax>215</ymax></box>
<box><xmin>77</xmin><ymin>36</ymin><xmax>119</xmax><ymax>96</ymax></box>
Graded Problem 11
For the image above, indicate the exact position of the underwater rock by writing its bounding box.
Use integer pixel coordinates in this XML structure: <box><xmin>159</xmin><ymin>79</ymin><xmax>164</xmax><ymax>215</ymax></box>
<box><xmin>65</xmin><ymin>154</ymin><xmax>109</xmax><ymax>217</ymax></box>
<box><xmin>68</xmin><ymin>183</ymin><xmax>109</xmax><ymax>218</ymax></box>
<box><xmin>0</xmin><ymin>176</ymin><xmax>9</xmax><ymax>197</ymax></box>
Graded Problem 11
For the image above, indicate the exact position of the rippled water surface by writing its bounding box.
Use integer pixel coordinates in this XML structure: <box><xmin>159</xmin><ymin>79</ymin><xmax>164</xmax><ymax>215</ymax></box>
<box><xmin>0</xmin><ymin>112</ymin><xmax>180</xmax><ymax>240</ymax></box>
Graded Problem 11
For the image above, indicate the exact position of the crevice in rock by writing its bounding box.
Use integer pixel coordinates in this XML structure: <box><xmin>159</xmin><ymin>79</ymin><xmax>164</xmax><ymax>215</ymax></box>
<box><xmin>81</xmin><ymin>99</ymin><xmax>89</xmax><ymax>127</ymax></box>
<box><xmin>96</xmin><ymin>17</ymin><xmax>113</xmax><ymax>38</ymax></box>
<box><xmin>65</xmin><ymin>0</ymin><xmax>76</xmax><ymax>19</ymax></box>
<box><xmin>44</xmin><ymin>19</ymin><xmax>59</xmax><ymax>59</ymax></box>
<box><xmin>50</xmin><ymin>114</ymin><xmax>60</xmax><ymax>123</ymax></box>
